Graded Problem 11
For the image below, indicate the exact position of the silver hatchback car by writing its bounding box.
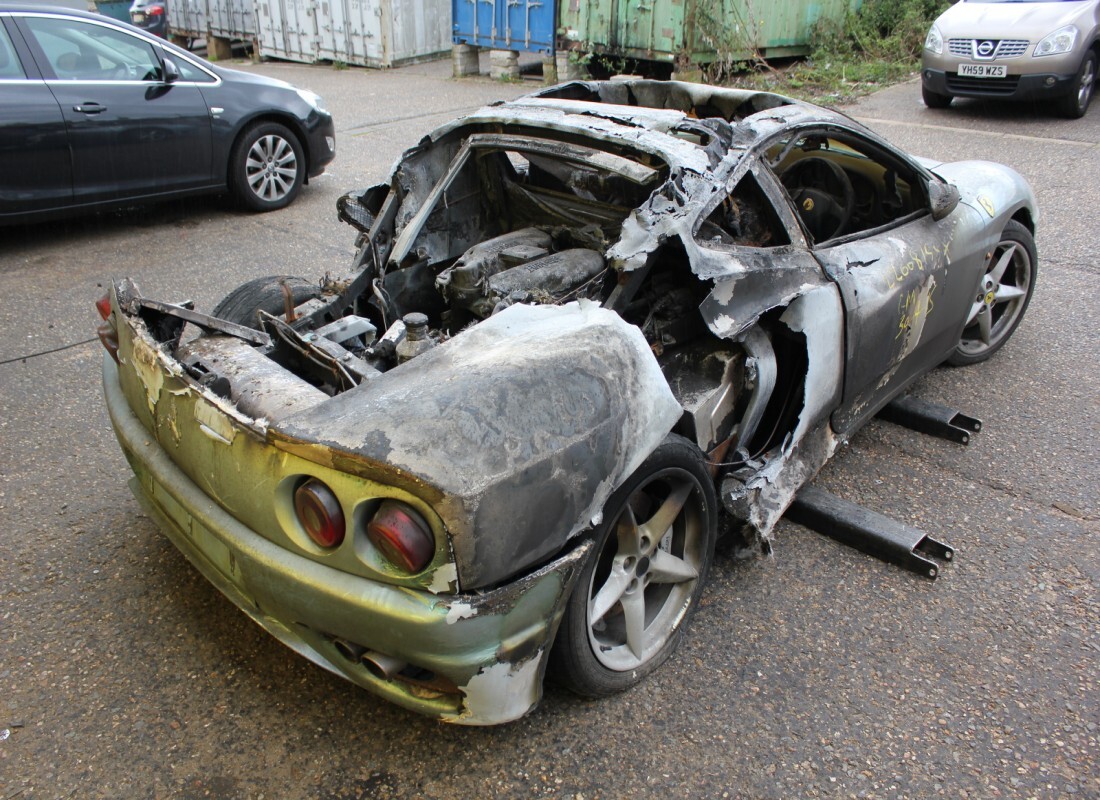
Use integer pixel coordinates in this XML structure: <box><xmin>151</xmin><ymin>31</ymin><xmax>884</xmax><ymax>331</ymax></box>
<box><xmin>922</xmin><ymin>0</ymin><xmax>1099</xmax><ymax>117</ymax></box>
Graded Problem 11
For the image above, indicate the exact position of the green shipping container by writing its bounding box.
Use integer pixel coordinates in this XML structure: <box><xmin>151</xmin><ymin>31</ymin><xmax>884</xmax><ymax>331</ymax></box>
<box><xmin>558</xmin><ymin>0</ymin><xmax>862</xmax><ymax>68</ymax></box>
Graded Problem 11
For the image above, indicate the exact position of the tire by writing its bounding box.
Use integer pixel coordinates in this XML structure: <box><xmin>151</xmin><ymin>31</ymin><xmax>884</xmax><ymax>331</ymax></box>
<box><xmin>922</xmin><ymin>85</ymin><xmax>953</xmax><ymax>109</ymax></box>
<box><xmin>1056</xmin><ymin>51</ymin><xmax>1096</xmax><ymax>119</ymax></box>
<box><xmin>946</xmin><ymin>220</ymin><xmax>1036</xmax><ymax>366</ymax></box>
<box><xmin>550</xmin><ymin>434</ymin><xmax>717</xmax><ymax>697</ymax></box>
<box><xmin>211</xmin><ymin>275</ymin><xmax>321</xmax><ymax>329</ymax></box>
<box><xmin>230</xmin><ymin>122</ymin><xmax>305</xmax><ymax>212</ymax></box>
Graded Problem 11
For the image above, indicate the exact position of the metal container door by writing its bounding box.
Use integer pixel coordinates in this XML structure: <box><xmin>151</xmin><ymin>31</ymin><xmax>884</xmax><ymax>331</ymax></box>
<box><xmin>256</xmin><ymin>0</ymin><xmax>319</xmax><ymax>63</ymax></box>
<box><xmin>169</xmin><ymin>0</ymin><xmax>207</xmax><ymax>39</ymax></box>
<box><xmin>316</xmin><ymin>0</ymin><xmax>384</xmax><ymax>66</ymax></box>
<box><xmin>614</xmin><ymin>0</ymin><xmax>683</xmax><ymax>58</ymax></box>
<box><xmin>389</xmin><ymin>0</ymin><xmax>450</xmax><ymax>63</ymax></box>
<box><xmin>209</xmin><ymin>0</ymin><xmax>257</xmax><ymax>40</ymax></box>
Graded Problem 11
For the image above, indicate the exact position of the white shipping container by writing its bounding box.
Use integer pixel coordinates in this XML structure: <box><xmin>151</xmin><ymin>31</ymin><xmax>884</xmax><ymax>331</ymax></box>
<box><xmin>168</xmin><ymin>0</ymin><xmax>207</xmax><ymax>39</ymax></box>
<box><xmin>256</xmin><ymin>0</ymin><xmax>319</xmax><ymax>63</ymax></box>
<box><xmin>259</xmin><ymin>0</ymin><xmax>450</xmax><ymax>67</ymax></box>
<box><xmin>208</xmin><ymin>0</ymin><xmax>256</xmax><ymax>40</ymax></box>
<box><xmin>386</xmin><ymin>0</ymin><xmax>449</xmax><ymax>66</ymax></box>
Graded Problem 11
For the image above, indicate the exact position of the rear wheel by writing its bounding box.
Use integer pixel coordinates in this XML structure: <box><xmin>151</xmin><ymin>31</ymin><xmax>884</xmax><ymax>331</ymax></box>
<box><xmin>551</xmin><ymin>435</ymin><xmax>717</xmax><ymax>697</ymax></box>
<box><xmin>230</xmin><ymin>122</ymin><xmax>305</xmax><ymax>211</ymax></box>
<box><xmin>211</xmin><ymin>275</ymin><xmax>321</xmax><ymax>329</ymax></box>
<box><xmin>922</xmin><ymin>85</ymin><xmax>953</xmax><ymax>109</ymax></box>
<box><xmin>1056</xmin><ymin>50</ymin><xmax>1096</xmax><ymax>119</ymax></box>
<box><xmin>946</xmin><ymin>220</ymin><xmax>1036</xmax><ymax>366</ymax></box>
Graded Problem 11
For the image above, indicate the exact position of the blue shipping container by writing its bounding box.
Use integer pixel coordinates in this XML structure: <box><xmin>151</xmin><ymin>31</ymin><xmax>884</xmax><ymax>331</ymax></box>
<box><xmin>452</xmin><ymin>0</ymin><xmax>555</xmax><ymax>54</ymax></box>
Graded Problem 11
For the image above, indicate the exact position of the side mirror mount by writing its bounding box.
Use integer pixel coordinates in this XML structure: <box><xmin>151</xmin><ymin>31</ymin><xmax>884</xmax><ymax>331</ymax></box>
<box><xmin>929</xmin><ymin>179</ymin><xmax>961</xmax><ymax>221</ymax></box>
<box><xmin>161</xmin><ymin>55</ymin><xmax>181</xmax><ymax>83</ymax></box>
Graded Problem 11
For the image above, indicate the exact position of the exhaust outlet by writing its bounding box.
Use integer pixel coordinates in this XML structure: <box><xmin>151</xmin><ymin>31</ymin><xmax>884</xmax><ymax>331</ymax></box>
<box><xmin>332</xmin><ymin>638</ymin><xmax>367</xmax><ymax>663</ymax></box>
<box><xmin>361</xmin><ymin>650</ymin><xmax>407</xmax><ymax>681</ymax></box>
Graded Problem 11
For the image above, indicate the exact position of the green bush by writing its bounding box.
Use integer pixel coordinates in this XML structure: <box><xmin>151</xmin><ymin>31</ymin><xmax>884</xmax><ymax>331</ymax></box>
<box><xmin>706</xmin><ymin>0</ymin><xmax>954</xmax><ymax>102</ymax></box>
<box><xmin>814</xmin><ymin>0</ymin><xmax>953</xmax><ymax>62</ymax></box>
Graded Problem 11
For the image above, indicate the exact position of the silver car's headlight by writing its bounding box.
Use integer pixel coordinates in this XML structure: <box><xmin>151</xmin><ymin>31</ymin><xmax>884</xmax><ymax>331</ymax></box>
<box><xmin>296</xmin><ymin>88</ymin><xmax>327</xmax><ymax>113</ymax></box>
<box><xmin>1034</xmin><ymin>25</ymin><xmax>1077</xmax><ymax>57</ymax></box>
<box><xmin>924</xmin><ymin>25</ymin><xmax>943</xmax><ymax>55</ymax></box>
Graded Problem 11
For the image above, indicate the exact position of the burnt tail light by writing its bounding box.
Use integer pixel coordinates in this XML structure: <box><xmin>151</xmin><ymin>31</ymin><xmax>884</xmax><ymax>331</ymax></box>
<box><xmin>294</xmin><ymin>479</ymin><xmax>346</xmax><ymax>548</ymax></box>
<box><xmin>367</xmin><ymin>501</ymin><xmax>435</xmax><ymax>573</ymax></box>
<box><xmin>96</xmin><ymin>293</ymin><xmax>119</xmax><ymax>363</ymax></box>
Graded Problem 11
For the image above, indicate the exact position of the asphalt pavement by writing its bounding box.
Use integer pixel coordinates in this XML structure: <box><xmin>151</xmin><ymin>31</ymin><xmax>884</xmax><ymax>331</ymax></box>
<box><xmin>0</xmin><ymin>58</ymin><xmax>1097</xmax><ymax>799</ymax></box>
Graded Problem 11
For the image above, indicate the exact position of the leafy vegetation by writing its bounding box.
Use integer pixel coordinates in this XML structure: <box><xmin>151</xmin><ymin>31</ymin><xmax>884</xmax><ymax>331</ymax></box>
<box><xmin>699</xmin><ymin>0</ymin><xmax>953</xmax><ymax>104</ymax></box>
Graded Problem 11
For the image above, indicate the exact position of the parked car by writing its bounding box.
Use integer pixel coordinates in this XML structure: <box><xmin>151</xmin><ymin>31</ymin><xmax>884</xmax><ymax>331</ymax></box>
<box><xmin>99</xmin><ymin>80</ymin><xmax>1038</xmax><ymax>725</ymax></box>
<box><xmin>922</xmin><ymin>0</ymin><xmax>1099</xmax><ymax>117</ymax></box>
<box><xmin>0</xmin><ymin>5</ymin><xmax>334</xmax><ymax>225</ymax></box>
<box><xmin>128</xmin><ymin>0</ymin><xmax>166</xmax><ymax>39</ymax></box>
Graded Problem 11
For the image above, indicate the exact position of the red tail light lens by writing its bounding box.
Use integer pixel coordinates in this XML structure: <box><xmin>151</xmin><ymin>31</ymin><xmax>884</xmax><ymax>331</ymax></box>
<box><xmin>97</xmin><ymin>323</ymin><xmax>120</xmax><ymax>362</ymax></box>
<box><xmin>148</xmin><ymin>5</ymin><xmax>165</xmax><ymax>14</ymax></box>
<box><xmin>294</xmin><ymin>479</ymin><xmax>345</xmax><ymax>548</ymax></box>
<box><xmin>96</xmin><ymin>294</ymin><xmax>119</xmax><ymax>362</ymax></box>
<box><xmin>367</xmin><ymin>501</ymin><xmax>434</xmax><ymax>573</ymax></box>
<box><xmin>96</xmin><ymin>293</ymin><xmax>112</xmax><ymax>321</ymax></box>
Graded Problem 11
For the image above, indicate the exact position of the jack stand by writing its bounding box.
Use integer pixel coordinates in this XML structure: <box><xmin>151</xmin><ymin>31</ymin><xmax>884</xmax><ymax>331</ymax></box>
<box><xmin>877</xmin><ymin>395</ymin><xmax>982</xmax><ymax>445</ymax></box>
<box><xmin>787</xmin><ymin>486</ymin><xmax>954</xmax><ymax>579</ymax></box>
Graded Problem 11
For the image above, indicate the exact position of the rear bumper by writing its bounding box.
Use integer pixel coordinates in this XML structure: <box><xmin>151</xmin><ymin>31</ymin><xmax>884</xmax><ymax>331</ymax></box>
<box><xmin>102</xmin><ymin>354</ymin><xmax>589</xmax><ymax>725</ymax></box>
<box><xmin>921</xmin><ymin>66</ymin><xmax>1079</xmax><ymax>101</ymax></box>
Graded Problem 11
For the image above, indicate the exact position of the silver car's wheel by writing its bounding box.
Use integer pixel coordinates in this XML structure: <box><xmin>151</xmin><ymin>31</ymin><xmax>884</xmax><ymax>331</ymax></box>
<box><xmin>922</xmin><ymin>85</ymin><xmax>952</xmax><ymax>109</ymax></box>
<box><xmin>230</xmin><ymin>122</ymin><xmax>305</xmax><ymax>212</ymax></box>
<box><xmin>948</xmin><ymin>220</ymin><xmax>1036</xmax><ymax>366</ymax></box>
<box><xmin>551</xmin><ymin>435</ymin><xmax>716</xmax><ymax>696</ymax></box>
<box><xmin>1058</xmin><ymin>51</ymin><xmax>1096</xmax><ymax>119</ymax></box>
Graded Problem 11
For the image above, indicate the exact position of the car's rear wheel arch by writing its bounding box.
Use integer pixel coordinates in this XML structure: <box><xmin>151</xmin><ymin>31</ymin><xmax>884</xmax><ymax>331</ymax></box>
<box><xmin>549</xmin><ymin>433</ymin><xmax>718</xmax><ymax>697</ymax></box>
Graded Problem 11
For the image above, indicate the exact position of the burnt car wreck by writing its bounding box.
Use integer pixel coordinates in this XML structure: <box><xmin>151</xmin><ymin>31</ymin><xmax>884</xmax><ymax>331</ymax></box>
<box><xmin>99</xmin><ymin>80</ymin><xmax>1038</xmax><ymax>724</ymax></box>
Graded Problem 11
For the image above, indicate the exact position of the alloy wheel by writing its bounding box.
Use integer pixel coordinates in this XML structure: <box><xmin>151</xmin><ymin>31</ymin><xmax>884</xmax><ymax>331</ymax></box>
<box><xmin>586</xmin><ymin>468</ymin><xmax>708</xmax><ymax>671</ymax></box>
<box><xmin>246</xmin><ymin>134</ymin><xmax>299</xmax><ymax>202</ymax></box>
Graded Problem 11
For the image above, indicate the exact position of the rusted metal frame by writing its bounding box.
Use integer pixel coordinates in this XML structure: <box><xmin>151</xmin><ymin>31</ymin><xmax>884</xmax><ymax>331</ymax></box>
<box><xmin>461</xmin><ymin>132</ymin><xmax>661</xmax><ymax>184</ymax></box>
<box><xmin>131</xmin><ymin>297</ymin><xmax>271</xmax><ymax>347</ymax></box>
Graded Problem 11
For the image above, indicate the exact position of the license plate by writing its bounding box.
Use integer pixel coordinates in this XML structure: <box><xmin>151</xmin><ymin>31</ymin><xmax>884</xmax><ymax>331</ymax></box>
<box><xmin>132</xmin><ymin>12</ymin><xmax>146</xmax><ymax>23</ymax></box>
<box><xmin>958</xmin><ymin>63</ymin><xmax>1007</xmax><ymax>78</ymax></box>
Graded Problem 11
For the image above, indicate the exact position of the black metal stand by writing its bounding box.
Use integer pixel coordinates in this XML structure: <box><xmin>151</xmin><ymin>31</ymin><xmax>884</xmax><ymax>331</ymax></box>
<box><xmin>787</xmin><ymin>485</ymin><xmax>954</xmax><ymax>579</ymax></box>
<box><xmin>876</xmin><ymin>395</ymin><xmax>982</xmax><ymax>445</ymax></box>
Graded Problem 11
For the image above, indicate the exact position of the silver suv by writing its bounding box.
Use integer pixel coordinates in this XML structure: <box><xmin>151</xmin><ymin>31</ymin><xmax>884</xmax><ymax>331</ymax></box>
<box><xmin>922</xmin><ymin>0</ymin><xmax>1099</xmax><ymax>117</ymax></box>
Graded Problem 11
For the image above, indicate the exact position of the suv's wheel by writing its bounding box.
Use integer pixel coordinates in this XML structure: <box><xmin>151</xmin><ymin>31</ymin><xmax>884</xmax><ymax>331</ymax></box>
<box><xmin>1057</xmin><ymin>50</ymin><xmax>1096</xmax><ymax>119</ymax></box>
<box><xmin>550</xmin><ymin>434</ymin><xmax>717</xmax><ymax>697</ymax></box>
<box><xmin>230</xmin><ymin>122</ymin><xmax>305</xmax><ymax>211</ymax></box>
<box><xmin>922</xmin><ymin>85</ymin><xmax>953</xmax><ymax>109</ymax></box>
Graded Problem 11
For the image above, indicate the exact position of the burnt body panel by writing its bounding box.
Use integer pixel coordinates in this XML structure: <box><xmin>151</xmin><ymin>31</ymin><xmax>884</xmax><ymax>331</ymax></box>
<box><xmin>272</xmin><ymin>302</ymin><xmax>682</xmax><ymax>589</ymax></box>
<box><xmin>99</xmin><ymin>79</ymin><xmax>1040</xmax><ymax>724</ymax></box>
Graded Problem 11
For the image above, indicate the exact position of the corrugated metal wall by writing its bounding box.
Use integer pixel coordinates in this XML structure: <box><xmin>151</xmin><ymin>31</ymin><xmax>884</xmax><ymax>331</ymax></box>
<box><xmin>256</xmin><ymin>0</ymin><xmax>319</xmax><ymax>62</ymax></box>
<box><xmin>168</xmin><ymin>0</ymin><xmax>208</xmax><ymax>39</ymax></box>
<box><xmin>257</xmin><ymin>0</ymin><xmax>450</xmax><ymax>67</ymax></box>
<box><xmin>559</xmin><ymin>0</ymin><xmax>862</xmax><ymax>65</ymax></box>
<box><xmin>452</xmin><ymin>0</ymin><xmax>556</xmax><ymax>54</ymax></box>
<box><xmin>208</xmin><ymin>0</ymin><xmax>257</xmax><ymax>40</ymax></box>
